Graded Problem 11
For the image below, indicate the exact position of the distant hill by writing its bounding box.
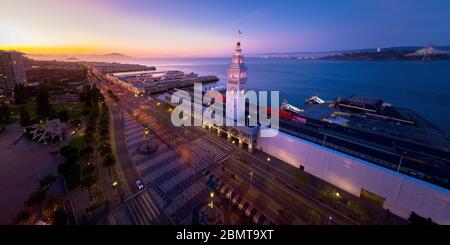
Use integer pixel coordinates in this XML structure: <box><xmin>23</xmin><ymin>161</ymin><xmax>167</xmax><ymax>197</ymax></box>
<box><xmin>101</xmin><ymin>53</ymin><xmax>133</xmax><ymax>59</ymax></box>
<box><xmin>251</xmin><ymin>46</ymin><xmax>450</xmax><ymax>59</ymax></box>
<box><xmin>321</xmin><ymin>47</ymin><xmax>450</xmax><ymax>61</ymax></box>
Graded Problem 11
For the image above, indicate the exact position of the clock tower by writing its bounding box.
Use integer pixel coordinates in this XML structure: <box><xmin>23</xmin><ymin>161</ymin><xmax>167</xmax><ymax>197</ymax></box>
<box><xmin>226</xmin><ymin>40</ymin><xmax>247</xmax><ymax>122</ymax></box>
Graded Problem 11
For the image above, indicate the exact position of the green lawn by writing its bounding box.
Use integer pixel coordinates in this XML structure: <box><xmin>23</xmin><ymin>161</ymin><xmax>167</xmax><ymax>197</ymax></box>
<box><xmin>69</xmin><ymin>135</ymin><xmax>85</xmax><ymax>151</ymax></box>
<box><xmin>9</xmin><ymin>101</ymin><xmax>86</xmax><ymax>122</ymax></box>
<box><xmin>61</xmin><ymin>135</ymin><xmax>86</xmax><ymax>191</ymax></box>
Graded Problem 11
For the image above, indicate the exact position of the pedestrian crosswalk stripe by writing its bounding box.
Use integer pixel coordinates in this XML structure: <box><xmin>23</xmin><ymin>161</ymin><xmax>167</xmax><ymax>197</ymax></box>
<box><xmin>136</xmin><ymin>196</ymin><xmax>155</xmax><ymax>223</ymax></box>
<box><xmin>126</xmin><ymin>200</ymin><xmax>143</xmax><ymax>225</ymax></box>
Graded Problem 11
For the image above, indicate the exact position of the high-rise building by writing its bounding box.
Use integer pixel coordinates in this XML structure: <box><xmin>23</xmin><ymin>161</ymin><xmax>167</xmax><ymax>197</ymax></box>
<box><xmin>0</xmin><ymin>51</ymin><xmax>27</xmax><ymax>90</ymax></box>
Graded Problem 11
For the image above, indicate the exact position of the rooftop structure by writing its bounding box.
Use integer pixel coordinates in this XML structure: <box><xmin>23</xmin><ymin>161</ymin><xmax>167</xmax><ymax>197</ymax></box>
<box><xmin>29</xmin><ymin>118</ymin><xmax>65</xmax><ymax>144</ymax></box>
<box><xmin>106</xmin><ymin>69</ymin><xmax>219</xmax><ymax>95</ymax></box>
<box><xmin>83</xmin><ymin>61</ymin><xmax>155</xmax><ymax>74</ymax></box>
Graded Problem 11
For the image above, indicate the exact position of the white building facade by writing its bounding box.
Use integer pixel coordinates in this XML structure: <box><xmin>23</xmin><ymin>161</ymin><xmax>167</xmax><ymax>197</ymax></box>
<box><xmin>257</xmin><ymin>128</ymin><xmax>450</xmax><ymax>224</ymax></box>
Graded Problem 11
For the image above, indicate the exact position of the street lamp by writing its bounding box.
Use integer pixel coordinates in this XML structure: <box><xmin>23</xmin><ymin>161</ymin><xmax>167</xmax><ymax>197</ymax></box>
<box><xmin>227</xmin><ymin>191</ymin><xmax>232</xmax><ymax>210</ymax></box>
<box><xmin>266</xmin><ymin>157</ymin><xmax>271</xmax><ymax>170</ymax></box>
<box><xmin>249</xmin><ymin>170</ymin><xmax>254</xmax><ymax>190</ymax></box>
<box><xmin>209</xmin><ymin>192</ymin><xmax>215</xmax><ymax>209</ymax></box>
<box><xmin>335</xmin><ymin>192</ymin><xmax>340</xmax><ymax>198</ymax></box>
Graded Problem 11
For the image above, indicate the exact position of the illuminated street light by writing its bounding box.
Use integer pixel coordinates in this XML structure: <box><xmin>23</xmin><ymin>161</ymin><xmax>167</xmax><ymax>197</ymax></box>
<box><xmin>209</xmin><ymin>191</ymin><xmax>215</xmax><ymax>209</ymax></box>
<box><xmin>227</xmin><ymin>191</ymin><xmax>232</xmax><ymax>210</ymax></box>
<box><xmin>335</xmin><ymin>192</ymin><xmax>340</xmax><ymax>198</ymax></box>
<box><xmin>112</xmin><ymin>181</ymin><xmax>118</xmax><ymax>187</ymax></box>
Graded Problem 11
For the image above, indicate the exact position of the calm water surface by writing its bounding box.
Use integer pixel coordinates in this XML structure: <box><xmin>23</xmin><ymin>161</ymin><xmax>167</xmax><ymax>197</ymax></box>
<box><xmin>137</xmin><ymin>57</ymin><xmax>450</xmax><ymax>134</ymax></box>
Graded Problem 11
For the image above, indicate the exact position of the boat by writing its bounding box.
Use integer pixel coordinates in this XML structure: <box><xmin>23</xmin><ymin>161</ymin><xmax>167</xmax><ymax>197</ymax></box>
<box><xmin>281</xmin><ymin>99</ymin><xmax>304</xmax><ymax>114</ymax></box>
<box><xmin>305</xmin><ymin>95</ymin><xmax>325</xmax><ymax>105</ymax></box>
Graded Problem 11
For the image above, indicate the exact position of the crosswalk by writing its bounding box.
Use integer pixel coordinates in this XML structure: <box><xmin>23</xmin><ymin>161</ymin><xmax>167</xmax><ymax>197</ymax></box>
<box><xmin>125</xmin><ymin>191</ymin><xmax>162</xmax><ymax>225</ymax></box>
<box><xmin>218</xmin><ymin>184</ymin><xmax>274</xmax><ymax>225</ymax></box>
<box><xmin>123</xmin><ymin>112</ymin><xmax>217</xmax><ymax>224</ymax></box>
<box><xmin>186</xmin><ymin>137</ymin><xmax>231</xmax><ymax>163</ymax></box>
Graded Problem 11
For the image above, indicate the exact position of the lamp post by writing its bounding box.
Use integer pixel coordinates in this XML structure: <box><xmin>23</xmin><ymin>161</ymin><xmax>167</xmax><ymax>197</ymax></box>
<box><xmin>209</xmin><ymin>191</ymin><xmax>214</xmax><ymax>209</ymax></box>
<box><xmin>249</xmin><ymin>170</ymin><xmax>254</xmax><ymax>190</ymax></box>
<box><xmin>227</xmin><ymin>191</ymin><xmax>232</xmax><ymax>210</ymax></box>
<box><xmin>266</xmin><ymin>157</ymin><xmax>271</xmax><ymax>171</ymax></box>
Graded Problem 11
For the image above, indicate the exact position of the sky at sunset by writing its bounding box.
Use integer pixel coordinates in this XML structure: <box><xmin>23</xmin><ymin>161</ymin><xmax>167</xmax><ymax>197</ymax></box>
<box><xmin>1</xmin><ymin>0</ymin><xmax>450</xmax><ymax>57</ymax></box>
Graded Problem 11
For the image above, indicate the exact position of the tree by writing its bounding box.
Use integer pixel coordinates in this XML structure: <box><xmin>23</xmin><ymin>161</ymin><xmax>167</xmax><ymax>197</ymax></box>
<box><xmin>0</xmin><ymin>103</ymin><xmax>11</xmax><ymax>121</ymax></box>
<box><xmin>80</xmin><ymin>175</ymin><xmax>97</xmax><ymax>201</ymax></box>
<box><xmin>12</xmin><ymin>210</ymin><xmax>32</xmax><ymax>225</ymax></box>
<box><xmin>25</xmin><ymin>188</ymin><xmax>47</xmax><ymax>207</ymax></box>
<box><xmin>83</xmin><ymin>164</ymin><xmax>96</xmax><ymax>175</ymax></box>
<box><xmin>80</xmin><ymin>176</ymin><xmax>96</xmax><ymax>189</ymax></box>
<box><xmin>57</xmin><ymin>109</ymin><xmax>69</xmax><ymax>122</ymax></box>
<box><xmin>91</xmin><ymin>85</ymin><xmax>100</xmax><ymax>104</ymax></box>
<box><xmin>36</xmin><ymin>85</ymin><xmax>51</xmax><ymax>118</ymax></box>
<box><xmin>39</xmin><ymin>174</ymin><xmax>57</xmax><ymax>188</ymax></box>
<box><xmin>42</xmin><ymin>195</ymin><xmax>63</xmax><ymax>217</ymax></box>
<box><xmin>81</xmin><ymin>85</ymin><xmax>92</xmax><ymax>108</ymax></box>
<box><xmin>13</xmin><ymin>84</ymin><xmax>27</xmax><ymax>104</ymax></box>
<box><xmin>60</xmin><ymin>145</ymin><xmax>78</xmax><ymax>158</ymax></box>
<box><xmin>103</xmin><ymin>153</ymin><xmax>116</xmax><ymax>167</ymax></box>
<box><xmin>100</xmin><ymin>143</ymin><xmax>112</xmax><ymax>156</ymax></box>
<box><xmin>80</xmin><ymin>146</ymin><xmax>94</xmax><ymax>157</ymax></box>
<box><xmin>52</xmin><ymin>208</ymin><xmax>68</xmax><ymax>225</ymax></box>
<box><xmin>19</xmin><ymin>107</ymin><xmax>30</xmax><ymax>126</ymax></box>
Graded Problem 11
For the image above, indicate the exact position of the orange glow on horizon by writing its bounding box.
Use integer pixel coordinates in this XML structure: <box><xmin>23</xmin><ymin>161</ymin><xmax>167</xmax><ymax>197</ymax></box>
<box><xmin>0</xmin><ymin>45</ymin><xmax>100</xmax><ymax>55</ymax></box>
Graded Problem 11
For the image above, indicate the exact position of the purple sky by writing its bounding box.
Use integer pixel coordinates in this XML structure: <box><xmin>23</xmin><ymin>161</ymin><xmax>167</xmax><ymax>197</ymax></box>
<box><xmin>1</xmin><ymin>0</ymin><xmax>449</xmax><ymax>56</ymax></box>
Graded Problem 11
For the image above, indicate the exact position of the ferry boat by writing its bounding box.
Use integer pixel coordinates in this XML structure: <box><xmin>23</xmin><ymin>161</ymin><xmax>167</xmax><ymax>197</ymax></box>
<box><xmin>281</xmin><ymin>99</ymin><xmax>304</xmax><ymax>114</ymax></box>
<box><xmin>305</xmin><ymin>95</ymin><xmax>325</xmax><ymax>105</ymax></box>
